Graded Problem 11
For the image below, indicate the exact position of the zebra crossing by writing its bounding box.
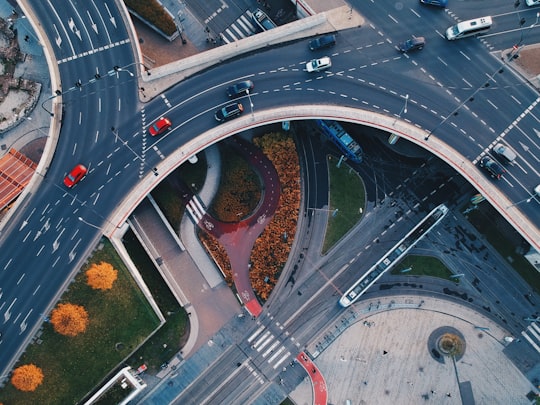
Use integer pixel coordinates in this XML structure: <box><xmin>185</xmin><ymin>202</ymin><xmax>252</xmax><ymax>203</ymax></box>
<box><xmin>185</xmin><ymin>195</ymin><xmax>206</xmax><ymax>224</ymax></box>
<box><xmin>521</xmin><ymin>321</ymin><xmax>540</xmax><ymax>354</ymax></box>
<box><xmin>220</xmin><ymin>11</ymin><xmax>258</xmax><ymax>44</ymax></box>
<box><xmin>247</xmin><ymin>321</ymin><xmax>300</xmax><ymax>371</ymax></box>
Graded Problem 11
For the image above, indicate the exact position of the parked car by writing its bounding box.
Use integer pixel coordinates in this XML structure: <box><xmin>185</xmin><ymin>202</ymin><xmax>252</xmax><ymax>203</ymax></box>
<box><xmin>64</xmin><ymin>164</ymin><xmax>87</xmax><ymax>187</ymax></box>
<box><xmin>534</xmin><ymin>184</ymin><xmax>540</xmax><ymax>196</ymax></box>
<box><xmin>526</xmin><ymin>0</ymin><xmax>540</xmax><ymax>6</ymax></box>
<box><xmin>479</xmin><ymin>156</ymin><xmax>506</xmax><ymax>180</ymax></box>
<box><xmin>309</xmin><ymin>34</ymin><xmax>336</xmax><ymax>51</ymax></box>
<box><xmin>227</xmin><ymin>80</ymin><xmax>254</xmax><ymax>98</ymax></box>
<box><xmin>397</xmin><ymin>36</ymin><xmax>425</xmax><ymax>52</ymax></box>
<box><xmin>215</xmin><ymin>103</ymin><xmax>244</xmax><ymax>122</ymax></box>
<box><xmin>420</xmin><ymin>0</ymin><xmax>448</xmax><ymax>7</ymax></box>
<box><xmin>149</xmin><ymin>117</ymin><xmax>172</xmax><ymax>136</ymax></box>
<box><xmin>493</xmin><ymin>143</ymin><xmax>517</xmax><ymax>163</ymax></box>
<box><xmin>305</xmin><ymin>57</ymin><xmax>332</xmax><ymax>73</ymax></box>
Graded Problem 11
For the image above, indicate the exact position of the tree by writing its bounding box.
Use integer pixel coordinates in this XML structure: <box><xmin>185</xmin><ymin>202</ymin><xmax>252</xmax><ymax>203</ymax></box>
<box><xmin>86</xmin><ymin>261</ymin><xmax>118</xmax><ymax>290</ymax></box>
<box><xmin>50</xmin><ymin>303</ymin><xmax>89</xmax><ymax>337</ymax></box>
<box><xmin>11</xmin><ymin>364</ymin><xmax>44</xmax><ymax>392</ymax></box>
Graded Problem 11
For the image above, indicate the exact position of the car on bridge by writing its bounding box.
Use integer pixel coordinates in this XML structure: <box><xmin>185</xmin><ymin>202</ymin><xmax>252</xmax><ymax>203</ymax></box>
<box><xmin>420</xmin><ymin>0</ymin><xmax>448</xmax><ymax>7</ymax></box>
<box><xmin>306</xmin><ymin>57</ymin><xmax>332</xmax><ymax>73</ymax></box>
<box><xmin>479</xmin><ymin>156</ymin><xmax>505</xmax><ymax>180</ymax></box>
<box><xmin>227</xmin><ymin>80</ymin><xmax>254</xmax><ymax>98</ymax></box>
<box><xmin>215</xmin><ymin>103</ymin><xmax>244</xmax><ymax>122</ymax></box>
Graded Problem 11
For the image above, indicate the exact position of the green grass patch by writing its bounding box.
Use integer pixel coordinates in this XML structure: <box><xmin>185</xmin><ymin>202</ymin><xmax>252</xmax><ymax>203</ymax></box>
<box><xmin>391</xmin><ymin>255</ymin><xmax>454</xmax><ymax>280</ymax></box>
<box><xmin>152</xmin><ymin>155</ymin><xmax>207</xmax><ymax>228</ymax></box>
<box><xmin>322</xmin><ymin>155</ymin><xmax>366</xmax><ymax>253</ymax></box>
<box><xmin>0</xmin><ymin>239</ymin><xmax>160</xmax><ymax>405</ymax></box>
<box><xmin>122</xmin><ymin>230</ymin><xmax>189</xmax><ymax>372</ymax></box>
<box><xmin>466</xmin><ymin>204</ymin><xmax>540</xmax><ymax>293</ymax></box>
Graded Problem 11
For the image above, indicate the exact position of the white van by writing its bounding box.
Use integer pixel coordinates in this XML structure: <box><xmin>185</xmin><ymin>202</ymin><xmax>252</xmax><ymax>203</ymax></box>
<box><xmin>446</xmin><ymin>16</ymin><xmax>492</xmax><ymax>40</ymax></box>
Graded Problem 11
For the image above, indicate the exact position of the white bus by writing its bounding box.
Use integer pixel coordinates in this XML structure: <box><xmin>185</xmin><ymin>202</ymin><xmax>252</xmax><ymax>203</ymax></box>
<box><xmin>445</xmin><ymin>16</ymin><xmax>492</xmax><ymax>40</ymax></box>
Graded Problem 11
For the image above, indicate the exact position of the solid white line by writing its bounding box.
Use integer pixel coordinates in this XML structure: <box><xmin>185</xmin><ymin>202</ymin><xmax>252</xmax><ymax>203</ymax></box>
<box><xmin>522</xmin><ymin>331</ymin><xmax>540</xmax><ymax>353</ymax></box>
<box><xmin>273</xmin><ymin>352</ymin><xmax>291</xmax><ymax>369</ymax></box>
<box><xmin>528</xmin><ymin>325</ymin><xmax>540</xmax><ymax>342</ymax></box>
<box><xmin>247</xmin><ymin>325</ymin><xmax>265</xmax><ymax>343</ymax></box>
<box><xmin>256</xmin><ymin>334</ymin><xmax>274</xmax><ymax>352</ymax></box>
<box><xmin>192</xmin><ymin>197</ymin><xmax>206</xmax><ymax>216</ymax></box>
<box><xmin>253</xmin><ymin>331</ymin><xmax>271</xmax><ymax>349</ymax></box>
<box><xmin>267</xmin><ymin>346</ymin><xmax>285</xmax><ymax>363</ymax></box>
<box><xmin>262</xmin><ymin>340</ymin><xmax>280</xmax><ymax>358</ymax></box>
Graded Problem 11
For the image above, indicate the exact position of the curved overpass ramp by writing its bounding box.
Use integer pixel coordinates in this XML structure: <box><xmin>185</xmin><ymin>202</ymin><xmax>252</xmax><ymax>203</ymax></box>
<box><xmin>108</xmin><ymin>104</ymin><xmax>540</xmax><ymax>254</ymax></box>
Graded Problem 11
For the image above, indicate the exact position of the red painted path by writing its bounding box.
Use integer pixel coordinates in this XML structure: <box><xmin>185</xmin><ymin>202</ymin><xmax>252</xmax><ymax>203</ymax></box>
<box><xmin>197</xmin><ymin>137</ymin><xmax>281</xmax><ymax>317</ymax></box>
<box><xmin>297</xmin><ymin>352</ymin><xmax>328</xmax><ymax>405</ymax></box>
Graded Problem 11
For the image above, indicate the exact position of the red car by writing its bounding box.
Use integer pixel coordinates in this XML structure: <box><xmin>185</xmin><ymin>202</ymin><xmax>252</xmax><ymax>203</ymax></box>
<box><xmin>149</xmin><ymin>117</ymin><xmax>172</xmax><ymax>136</ymax></box>
<box><xmin>64</xmin><ymin>164</ymin><xmax>87</xmax><ymax>188</ymax></box>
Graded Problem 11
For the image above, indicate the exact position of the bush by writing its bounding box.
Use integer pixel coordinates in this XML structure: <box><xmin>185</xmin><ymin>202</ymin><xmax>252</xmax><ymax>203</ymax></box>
<box><xmin>124</xmin><ymin>0</ymin><xmax>177</xmax><ymax>36</ymax></box>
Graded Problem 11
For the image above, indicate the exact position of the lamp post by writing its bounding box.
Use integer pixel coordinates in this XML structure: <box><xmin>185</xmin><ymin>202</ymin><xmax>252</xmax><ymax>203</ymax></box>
<box><xmin>511</xmin><ymin>11</ymin><xmax>540</xmax><ymax>56</ymax></box>
<box><xmin>506</xmin><ymin>195</ymin><xmax>534</xmax><ymax>209</ymax></box>
<box><xmin>246</xmin><ymin>89</ymin><xmax>254</xmax><ymax>120</ymax></box>
<box><xmin>392</xmin><ymin>94</ymin><xmax>408</xmax><ymax>125</ymax></box>
<box><xmin>113</xmin><ymin>65</ymin><xmax>134</xmax><ymax>78</ymax></box>
<box><xmin>78</xmin><ymin>216</ymin><xmax>103</xmax><ymax>231</ymax></box>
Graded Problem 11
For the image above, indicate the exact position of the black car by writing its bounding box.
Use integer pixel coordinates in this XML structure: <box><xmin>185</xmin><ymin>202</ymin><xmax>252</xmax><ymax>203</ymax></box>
<box><xmin>226</xmin><ymin>80</ymin><xmax>254</xmax><ymax>98</ymax></box>
<box><xmin>397</xmin><ymin>36</ymin><xmax>425</xmax><ymax>52</ymax></box>
<box><xmin>479</xmin><ymin>156</ymin><xmax>506</xmax><ymax>180</ymax></box>
<box><xmin>309</xmin><ymin>34</ymin><xmax>336</xmax><ymax>51</ymax></box>
<box><xmin>215</xmin><ymin>103</ymin><xmax>244</xmax><ymax>122</ymax></box>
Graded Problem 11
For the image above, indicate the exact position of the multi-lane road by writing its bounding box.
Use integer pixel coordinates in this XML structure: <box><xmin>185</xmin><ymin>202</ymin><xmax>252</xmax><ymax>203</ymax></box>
<box><xmin>1</xmin><ymin>0</ymin><xmax>539</xmax><ymax>397</ymax></box>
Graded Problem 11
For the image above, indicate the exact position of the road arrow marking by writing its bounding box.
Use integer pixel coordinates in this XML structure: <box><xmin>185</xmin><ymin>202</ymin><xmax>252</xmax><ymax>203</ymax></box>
<box><xmin>87</xmin><ymin>11</ymin><xmax>98</xmax><ymax>34</ymax></box>
<box><xmin>104</xmin><ymin>3</ymin><xmax>116</xmax><ymax>28</ymax></box>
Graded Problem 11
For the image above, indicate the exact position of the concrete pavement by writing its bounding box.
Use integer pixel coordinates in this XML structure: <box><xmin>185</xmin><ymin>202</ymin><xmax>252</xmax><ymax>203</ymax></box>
<box><xmin>290</xmin><ymin>294</ymin><xmax>538</xmax><ymax>405</ymax></box>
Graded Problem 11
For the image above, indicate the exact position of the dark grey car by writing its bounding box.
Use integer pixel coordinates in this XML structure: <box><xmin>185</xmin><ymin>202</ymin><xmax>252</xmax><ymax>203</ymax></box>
<box><xmin>397</xmin><ymin>36</ymin><xmax>425</xmax><ymax>52</ymax></box>
<box><xmin>309</xmin><ymin>34</ymin><xmax>336</xmax><ymax>51</ymax></box>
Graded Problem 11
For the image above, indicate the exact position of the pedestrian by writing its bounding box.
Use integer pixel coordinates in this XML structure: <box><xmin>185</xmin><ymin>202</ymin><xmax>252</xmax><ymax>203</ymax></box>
<box><xmin>446</xmin><ymin>392</ymin><xmax>451</xmax><ymax>397</ymax></box>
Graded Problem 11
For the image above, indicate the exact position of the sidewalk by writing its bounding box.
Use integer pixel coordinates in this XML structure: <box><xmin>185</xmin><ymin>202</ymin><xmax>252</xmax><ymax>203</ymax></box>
<box><xmin>500</xmin><ymin>43</ymin><xmax>540</xmax><ymax>90</ymax></box>
<box><xmin>0</xmin><ymin>3</ymin><xmax>52</xmax><ymax>161</ymax></box>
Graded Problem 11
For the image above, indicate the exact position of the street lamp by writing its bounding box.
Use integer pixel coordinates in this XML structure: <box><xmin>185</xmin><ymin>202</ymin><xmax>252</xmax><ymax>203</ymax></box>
<box><xmin>113</xmin><ymin>65</ymin><xmax>134</xmax><ymax>78</ymax></box>
<box><xmin>78</xmin><ymin>216</ymin><xmax>103</xmax><ymax>231</ymax></box>
<box><xmin>392</xmin><ymin>93</ymin><xmax>408</xmax><ymax>125</ymax></box>
<box><xmin>506</xmin><ymin>195</ymin><xmax>535</xmax><ymax>209</ymax></box>
<box><xmin>246</xmin><ymin>89</ymin><xmax>254</xmax><ymax>120</ymax></box>
<box><xmin>41</xmin><ymin>89</ymin><xmax>62</xmax><ymax>116</ymax></box>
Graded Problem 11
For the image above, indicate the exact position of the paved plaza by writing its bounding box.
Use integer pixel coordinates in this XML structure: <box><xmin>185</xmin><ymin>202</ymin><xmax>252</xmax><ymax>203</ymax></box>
<box><xmin>290</xmin><ymin>296</ymin><xmax>536</xmax><ymax>405</ymax></box>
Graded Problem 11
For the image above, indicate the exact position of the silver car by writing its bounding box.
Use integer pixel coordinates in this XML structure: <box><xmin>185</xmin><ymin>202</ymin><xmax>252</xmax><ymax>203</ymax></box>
<box><xmin>306</xmin><ymin>57</ymin><xmax>332</xmax><ymax>73</ymax></box>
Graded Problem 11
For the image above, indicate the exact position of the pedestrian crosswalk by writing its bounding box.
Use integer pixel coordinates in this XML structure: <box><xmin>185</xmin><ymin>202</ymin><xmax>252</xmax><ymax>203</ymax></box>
<box><xmin>521</xmin><ymin>321</ymin><xmax>540</xmax><ymax>353</ymax></box>
<box><xmin>247</xmin><ymin>321</ymin><xmax>300</xmax><ymax>371</ymax></box>
<box><xmin>185</xmin><ymin>196</ymin><xmax>206</xmax><ymax>224</ymax></box>
<box><xmin>220</xmin><ymin>11</ymin><xmax>258</xmax><ymax>44</ymax></box>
